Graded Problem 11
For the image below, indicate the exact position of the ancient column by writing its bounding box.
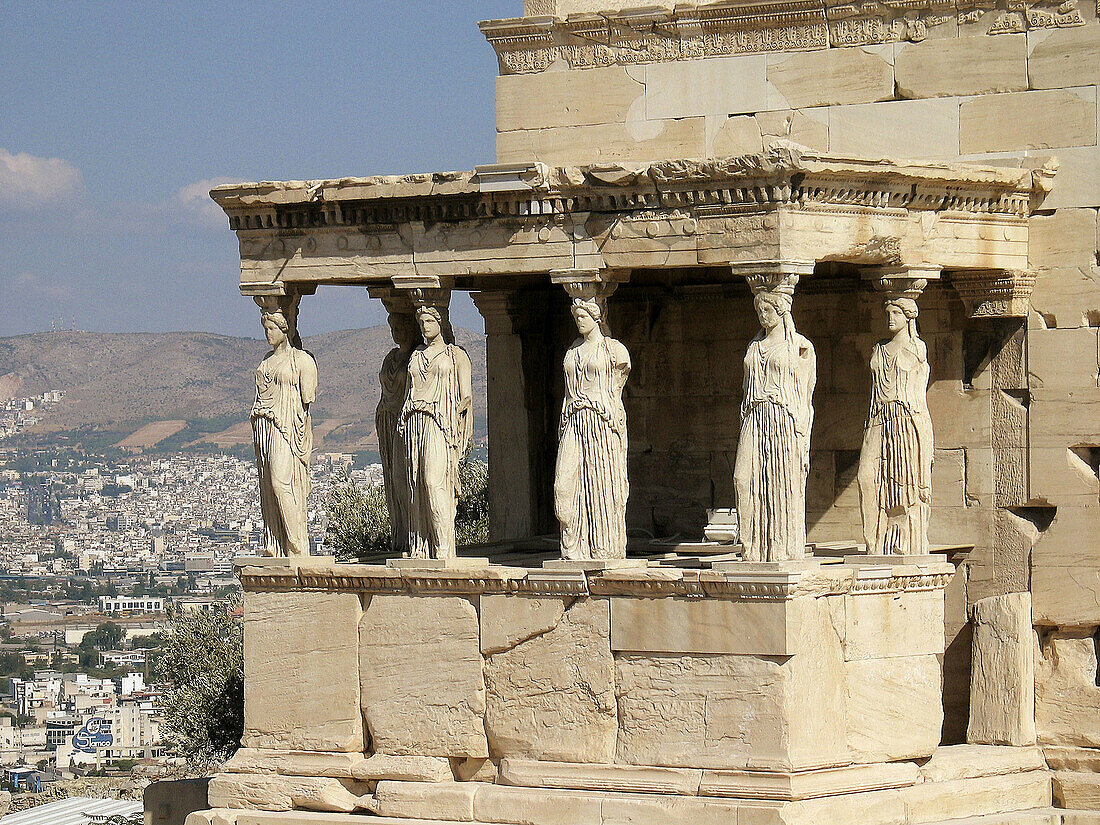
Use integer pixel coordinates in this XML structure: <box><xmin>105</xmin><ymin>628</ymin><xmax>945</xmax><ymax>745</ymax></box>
<box><xmin>551</xmin><ymin>272</ymin><xmax>631</xmax><ymax>561</ymax></box>
<box><xmin>249</xmin><ymin>293</ymin><xmax>317</xmax><ymax>557</ymax></box>
<box><xmin>369</xmin><ymin>287</ymin><xmax>418</xmax><ymax>554</ymax></box>
<box><xmin>471</xmin><ymin>290</ymin><xmax>551</xmax><ymax>541</ymax></box>
<box><xmin>733</xmin><ymin>266</ymin><xmax>817</xmax><ymax>563</ymax></box>
<box><xmin>857</xmin><ymin>269</ymin><xmax>937</xmax><ymax>556</ymax></box>
<box><xmin>398</xmin><ymin>287</ymin><xmax>473</xmax><ymax>559</ymax></box>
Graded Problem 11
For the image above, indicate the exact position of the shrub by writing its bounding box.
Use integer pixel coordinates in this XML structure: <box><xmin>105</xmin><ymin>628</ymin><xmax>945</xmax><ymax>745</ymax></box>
<box><xmin>155</xmin><ymin>602</ymin><xmax>243</xmax><ymax>771</ymax></box>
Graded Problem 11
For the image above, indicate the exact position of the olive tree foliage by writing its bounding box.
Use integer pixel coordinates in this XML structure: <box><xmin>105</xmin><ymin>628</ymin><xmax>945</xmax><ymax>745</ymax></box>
<box><xmin>325</xmin><ymin>458</ymin><xmax>490</xmax><ymax>560</ymax></box>
<box><xmin>155</xmin><ymin>601</ymin><xmax>243</xmax><ymax>771</ymax></box>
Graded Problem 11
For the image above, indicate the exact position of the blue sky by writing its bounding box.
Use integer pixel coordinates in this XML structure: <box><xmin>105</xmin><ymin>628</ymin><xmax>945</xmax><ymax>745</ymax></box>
<box><xmin>0</xmin><ymin>1</ymin><xmax>519</xmax><ymax>338</ymax></box>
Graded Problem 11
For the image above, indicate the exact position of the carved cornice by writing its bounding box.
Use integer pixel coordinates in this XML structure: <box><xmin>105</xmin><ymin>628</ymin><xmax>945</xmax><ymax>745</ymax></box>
<box><xmin>238</xmin><ymin>562</ymin><xmax>954</xmax><ymax>600</ymax></box>
<box><xmin>480</xmin><ymin>0</ymin><xmax>1088</xmax><ymax>73</ymax></box>
<box><xmin>211</xmin><ymin>152</ymin><xmax>1040</xmax><ymax>235</ymax></box>
<box><xmin>949</xmin><ymin>269</ymin><xmax>1036</xmax><ymax>318</ymax></box>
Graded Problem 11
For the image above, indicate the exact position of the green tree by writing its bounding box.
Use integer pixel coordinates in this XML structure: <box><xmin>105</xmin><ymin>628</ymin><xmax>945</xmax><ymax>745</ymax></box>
<box><xmin>155</xmin><ymin>602</ymin><xmax>243</xmax><ymax>770</ymax></box>
<box><xmin>324</xmin><ymin>459</ymin><xmax>490</xmax><ymax>560</ymax></box>
<box><xmin>81</xmin><ymin>621</ymin><xmax>124</xmax><ymax>651</ymax></box>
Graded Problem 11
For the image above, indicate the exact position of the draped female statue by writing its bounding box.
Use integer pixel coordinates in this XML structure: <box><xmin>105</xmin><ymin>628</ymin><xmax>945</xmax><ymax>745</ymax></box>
<box><xmin>857</xmin><ymin>295</ymin><xmax>933</xmax><ymax>555</ymax></box>
<box><xmin>554</xmin><ymin>295</ymin><xmax>631</xmax><ymax>560</ymax></box>
<box><xmin>399</xmin><ymin>303</ymin><xmax>473</xmax><ymax>559</ymax></box>
<box><xmin>733</xmin><ymin>287</ymin><xmax>816</xmax><ymax>562</ymax></box>
<box><xmin>376</xmin><ymin>311</ymin><xmax>417</xmax><ymax>553</ymax></box>
<box><xmin>251</xmin><ymin>307</ymin><xmax>318</xmax><ymax>557</ymax></box>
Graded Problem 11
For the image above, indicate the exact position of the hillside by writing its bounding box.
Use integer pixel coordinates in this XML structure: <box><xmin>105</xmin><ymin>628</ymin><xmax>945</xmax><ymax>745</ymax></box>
<box><xmin>0</xmin><ymin>328</ymin><xmax>487</xmax><ymax>454</ymax></box>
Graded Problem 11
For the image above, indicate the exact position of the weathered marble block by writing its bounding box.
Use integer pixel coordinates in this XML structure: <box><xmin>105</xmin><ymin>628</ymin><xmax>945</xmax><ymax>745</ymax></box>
<box><xmin>242</xmin><ymin>590</ymin><xmax>363</xmax><ymax>753</ymax></box>
<box><xmin>235</xmin><ymin>559</ymin><xmax>952</xmax><ymax>780</ymax></box>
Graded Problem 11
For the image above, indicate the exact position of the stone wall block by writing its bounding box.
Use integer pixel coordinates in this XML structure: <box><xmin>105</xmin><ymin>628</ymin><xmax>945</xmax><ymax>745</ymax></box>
<box><xmin>828</xmin><ymin>98</ymin><xmax>961</xmax><ymax>159</ymax></box>
<box><xmin>243</xmin><ymin>591</ymin><xmax>363</xmax><ymax>753</ymax></box>
<box><xmin>1029</xmin><ymin>327</ymin><xmax>1100</xmax><ymax>390</ymax></box>
<box><xmin>372</xmin><ymin>781</ymin><xmax>478</xmax><ymax>821</ymax></box>
<box><xmin>1054</xmin><ymin>771</ymin><xmax>1100</xmax><ymax>810</ymax></box>
<box><xmin>1036</xmin><ymin>628</ymin><xmax>1100</xmax><ymax>746</ymax></box>
<box><xmin>480</xmin><ymin>594</ymin><xmax>566</xmax><ymax>655</ymax></box>
<box><xmin>711</xmin><ymin>115</ymin><xmax>764</xmax><ymax>158</ymax></box>
<box><xmin>960</xmin><ymin>87</ymin><xmax>1098</xmax><ymax>153</ymax></box>
<box><xmin>497</xmin><ymin>118</ymin><xmax>706</xmax><ymax>166</ymax></box>
<box><xmin>846</xmin><ymin>655</ymin><xmax>943</xmax><ymax>762</ymax></box>
<box><xmin>207</xmin><ymin>774</ymin><xmax>369</xmax><ymax>813</ymax></box>
<box><xmin>756</xmin><ymin>109</ymin><xmax>830</xmax><ymax>152</ymax></box>
<box><xmin>496</xmin><ymin>66</ymin><xmax>644</xmax><ymax>132</ymax></box>
<box><xmin>894</xmin><ymin>37</ymin><xmax>1027</xmax><ymax>99</ymax></box>
<box><xmin>359</xmin><ymin>594</ymin><xmax>487</xmax><ymax>758</ymax></box>
<box><xmin>615</xmin><ymin>652</ymin><xmax>790</xmax><ymax>770</ymax></box>
<box><xmin>1029</xmin><ymin>265</ymin><xmax>1100</xmax><ymax>330</ymax></box>
<box><xmin>484</xmin><ymin>597</ymin><xmax>617</xmax><ymax>763</ymax></box>
<box><xmin>1027</xmin><ymin>26</ymin><xmax>1100</xmax><ymax>90</ymax></box>
<box><xmin>967</xmin><ymin>592</ymin><xmax>1037</xmax><ymax>745</ymax></box>
<box><xmin>644</xmin><ymin>55</ymin><xmax>768</xmax><ymax>121</ymax></box>
<box><xmin>1028</xmin><ymin>209</ymin><xmax>1100</xmax><ymax>272</ymax></box>
<box><xmin>1022</xmin><ymin>147</ymin><xmax>1100</xmax><ymax>210</ymax></box>
<box><xmin>844</xmin><ymin>591</ymin><xmax>945</xmax><ymax>661</ymax></box>
<box><xmin>766</xmin><ymin>48</ymin><xmax>894</xmax><ymax>109</ymax></box>
<box><xmin>1032</xmin><ymin>508</ymin><xmax>1100</xmax><ymax>627</ymax></box>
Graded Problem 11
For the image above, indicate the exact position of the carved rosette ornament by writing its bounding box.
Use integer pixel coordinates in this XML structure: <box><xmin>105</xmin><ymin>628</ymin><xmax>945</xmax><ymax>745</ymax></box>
<box><xmin>250</xmin><ymin>294</ymin><xmax>318</xmax><ymax>557</ymax></box>
<box><xmin>733</xmin><ymin>265</ymin><xmax>817</xmax><ymax>563</ymax></box>
<box><xmin>551</xmin><ymin>271</ymin><xmax>632</xmax><ymax>561</ymax></box>
<box><xmin>857</xmin><ymin>269</ymin><xmax>937</xmax><ymax>556</ymax></box>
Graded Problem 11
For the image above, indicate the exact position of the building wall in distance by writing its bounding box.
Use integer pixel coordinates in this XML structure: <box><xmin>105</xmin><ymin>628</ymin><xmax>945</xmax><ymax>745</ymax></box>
<box><xmin>491</xmin><ymin>5</ymin><xmax>1100</xmax><ymax>746</ymax></box>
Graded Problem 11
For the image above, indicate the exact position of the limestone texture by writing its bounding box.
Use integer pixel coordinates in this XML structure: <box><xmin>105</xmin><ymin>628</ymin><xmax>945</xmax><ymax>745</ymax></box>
<box><xmin>846</xmin><ymin>655</ymin><xmax>943</xmax><ymax>762</ymax></box>
<box><xmin>484</xmin><ymin>598</ymin><xmax>616</xmax><ymax>763</ymax></box>
<box><xmin>894</xmin><ymin>37</ymin><xmax>1027</xmax><ymax>99</ymax></box>
<box><xmin>359</xmin><ymin>594</ymin><xmax>487</xmax><ymax>758</ymax></box>
<box><xmin>615</xmin><ymin>652</ymin><xmax>790</xmax><ymax>770</ymax></box>
<box><xmin>207</xmin><ymin>774</ymin><xmax>369</xmax><ymax>813</ymax></box>
<box><xmin>968</xmin><ymin>592</ymin><xmax>1037</xmax><ymax>746</ymax></box>
<box><xmin>1037</xmin><ymin>629</ymin><xmax>1100</xmax><ymax>748</ymax></box>
<box><xmin>242</xmin><ymin>591</ymin><xmax>362</xmax><ymax>752</ymax></box>
<box><xmin>960</xmin><ymin>87</ymin><xmax>1097</xmax><ymax>153</ymax></box>
<box><xmin>372</xmin><ymin>780</ymin><xmax>478</xmax><ymax>821</ymax></box>
<box><xmin>479</xmin><ymin>594</ymin><xmax>566</xmax><ymax>655</ymax></box>
<box><xmin>767</xmin><ymin>48</ymin><xmax>893</xmax><ymax>108</ymax></box>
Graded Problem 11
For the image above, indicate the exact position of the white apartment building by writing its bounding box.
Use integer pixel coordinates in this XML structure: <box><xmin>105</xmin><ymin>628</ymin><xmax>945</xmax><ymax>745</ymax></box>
<box><xmin>97</xmin><ymin>596</ymin><xmax>164</xmax><ymax>613</ymax></box>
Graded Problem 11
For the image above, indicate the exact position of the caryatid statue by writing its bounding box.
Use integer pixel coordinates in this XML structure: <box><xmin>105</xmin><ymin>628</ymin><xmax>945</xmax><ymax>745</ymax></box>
<box><xmin>733</xmin><ymin>273</ymin><xmax>817</xmax><ymax>562</ymax></box>
<box><xmin>398</xmin><ymin>291</ymin><xmax>473</xmax><ymax>559</ymax></box>
<box><xmin>376</xmin><ymin>300</ymin><xmax>418</xmax><ymax>554</ymax></box>
<box><xmin>250</xmin><ymin>295</ymin><xmax>318</xmax><ymax>557</ymax></box>
<box><xmin>554</xmin><ymin>282</ymin><xmax>631</xmax><ymax>560</ymax></box>
<box><xmin>857</xmin><ymin>276</ymin><xmax>934</xmax><ymax>555</ymax></box>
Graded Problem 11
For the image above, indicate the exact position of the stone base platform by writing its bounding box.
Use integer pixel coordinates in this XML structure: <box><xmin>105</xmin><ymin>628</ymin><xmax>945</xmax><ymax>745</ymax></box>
<box><xmin>186</xmin><ymin>745</ymin><xmax>1060</xmax><ymax>825</ymax></box>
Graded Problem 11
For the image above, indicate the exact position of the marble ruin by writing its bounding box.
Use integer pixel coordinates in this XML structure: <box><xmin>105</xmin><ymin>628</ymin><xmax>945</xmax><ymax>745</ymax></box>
<box><xmin>180</xmin><ymin>0</ymin><xmax>1100</xmax><ymax>821</ymax></box>
<box><xmin>250</xmin><ymin>296</ymin><xmax>317</xmax><ymax>557</ymax></box>
<box><xmin>554</xmin><ymin>281</ymin><xmax>632</xmax><ymax>561</ymax></box>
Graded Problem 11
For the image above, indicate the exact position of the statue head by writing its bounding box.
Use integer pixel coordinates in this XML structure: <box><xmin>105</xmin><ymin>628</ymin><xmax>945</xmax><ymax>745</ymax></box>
<box><xmin>415</xmin><ymin>304</ymin><xmax>444</xmax><ymax>343</ymax></box>
<box><xmin>571</xmin><ymin>297</ymin><xmax>606</xmax><ymax>337</ymax></box>
<box><xmin>388</xmin><ymin>312</ymin><xmax>418</xmax><ymax>349</ymax></box>
<box><xmin>753</xmin><ymin>290</ymin><xmax>793</xmax><ymax>335</ymax></box>
<box><xmin>883</xmin><ymin>296</ymin><xmax>926</xmax><ymax>359</ymax></box>
<box><xmin>261</xmin><ymin>310</ymin><xmax>291</xmax><ymax>348</ymax></box>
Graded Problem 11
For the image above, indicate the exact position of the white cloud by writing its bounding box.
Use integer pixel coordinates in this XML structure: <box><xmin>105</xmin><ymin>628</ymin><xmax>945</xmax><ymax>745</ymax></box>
<box><xmin>178</xmin><ymin>177</ymin><xmax>241</xmax><ymax>227</ymax></box>
<box><xmin>0</xmin><ymin>148</ymin><xmax>83</xmax><ymax>206</ymax></box>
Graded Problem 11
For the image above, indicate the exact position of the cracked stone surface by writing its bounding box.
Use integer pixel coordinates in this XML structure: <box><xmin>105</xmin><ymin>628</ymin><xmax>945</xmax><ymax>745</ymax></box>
<box><xmin>359</xmin><ymin>594</ymin><xmax>488</xmax><ymax>759</ymax></box>
<box><xmin>484</xmin><ymin>597</ymin><xmax>616</xmax><ymax>763</ymax></box>
<box><xmin>615</xmin><ymin>652</ymin><xmax>789</xmax><ymax>770</ymax></box>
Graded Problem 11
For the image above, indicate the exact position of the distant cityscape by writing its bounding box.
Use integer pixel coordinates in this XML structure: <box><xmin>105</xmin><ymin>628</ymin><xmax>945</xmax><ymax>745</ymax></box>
<box><xmin>0</xmin><ymin>389</ymin><xmax>380</xmax><ymax>794</ymax></box>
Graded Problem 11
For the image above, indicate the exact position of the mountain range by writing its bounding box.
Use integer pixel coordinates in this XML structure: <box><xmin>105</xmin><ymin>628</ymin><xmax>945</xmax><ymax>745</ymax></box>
<box><xmin>0</xmin><ymin>328</ymin><xmax>487</xmax><ymax>455</ymax></box>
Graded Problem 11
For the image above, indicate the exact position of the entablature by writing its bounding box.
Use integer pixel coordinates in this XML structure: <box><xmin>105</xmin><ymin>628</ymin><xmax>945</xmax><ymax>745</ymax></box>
<box><xmin>210</xmin><ymin>149</ymin><xmax>1049</xmax><ymax>317</ymax></box>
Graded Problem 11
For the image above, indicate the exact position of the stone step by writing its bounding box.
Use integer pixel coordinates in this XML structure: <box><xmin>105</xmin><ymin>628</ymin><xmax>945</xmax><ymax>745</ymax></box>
<box><xmin>926</xmin><ymin>810</ymin><xmax>1100</xmax><ymax>825</ymax></box>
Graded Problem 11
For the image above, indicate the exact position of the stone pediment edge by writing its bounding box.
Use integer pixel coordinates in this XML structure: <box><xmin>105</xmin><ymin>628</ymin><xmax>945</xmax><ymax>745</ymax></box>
<box><xmin>210</xmin><ymin>150</ymin><xmax>1046</xmax><ymax>228</ymax></box>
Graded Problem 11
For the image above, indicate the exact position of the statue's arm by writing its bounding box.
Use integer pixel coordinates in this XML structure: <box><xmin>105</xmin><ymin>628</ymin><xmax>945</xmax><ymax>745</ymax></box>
<box><xmin>455</xmin><ymin>347</ymin><xmax>474</xmax><ymax>453</ymax></box>
<box><xmin>299</xmin><ymin>353</ymin><xmax>319</xmax><ymax>406</ymax></box>
<box><xmin>610</xmin><ymin>339</ymin><xmax>632</xmax><ymax>390</ymax></box>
